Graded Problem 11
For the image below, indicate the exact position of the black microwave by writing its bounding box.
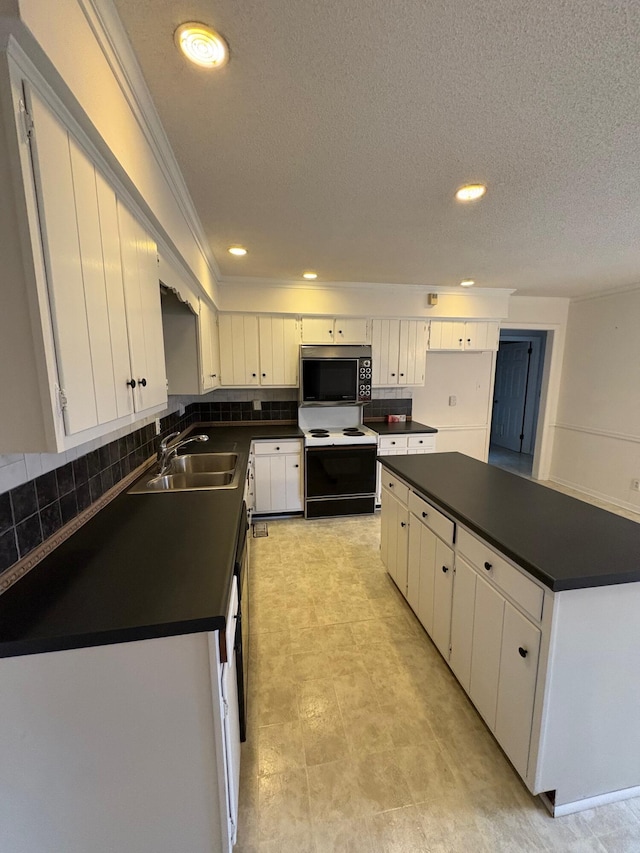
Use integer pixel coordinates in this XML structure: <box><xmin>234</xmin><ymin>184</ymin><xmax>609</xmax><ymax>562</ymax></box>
<box><xmin>299</xmin><ymin>345</ymin><xmax>372</xmax><ymax>405</ymax></box>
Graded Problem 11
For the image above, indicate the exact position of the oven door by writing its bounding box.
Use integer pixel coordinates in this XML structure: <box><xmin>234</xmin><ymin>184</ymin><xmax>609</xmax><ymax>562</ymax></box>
<box><xmin>306</xmin><ymin>445</ymin><xmax>377</xmax><ymax>498</ymax></box>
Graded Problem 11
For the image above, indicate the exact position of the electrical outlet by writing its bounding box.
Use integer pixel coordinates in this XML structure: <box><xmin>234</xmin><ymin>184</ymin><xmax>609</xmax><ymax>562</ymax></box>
<box><xmin>154</xmin><ymin>417</ymin><xmax>161</xmax><ymax>435</ymax></box>
<box><xmin>449</xmin><ymin>395</ymin><xmax>457</xmax><ymax>406</ymax></box>
<box><xmin>631</xmin><ymin>479</ymin><xmax>640</xmax><ymax>492</ymax></box>
<box><xmin>253</xmin><ymin>400</ymin><xmax>261</xmax><ymax>411</ymax></box>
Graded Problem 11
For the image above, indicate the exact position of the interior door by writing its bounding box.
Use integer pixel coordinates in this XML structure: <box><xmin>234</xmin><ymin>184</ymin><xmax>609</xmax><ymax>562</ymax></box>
<box><xmin>491</xmin><ymin>341</ymin><xmax>531</xmax><ymax>452</ymax></box>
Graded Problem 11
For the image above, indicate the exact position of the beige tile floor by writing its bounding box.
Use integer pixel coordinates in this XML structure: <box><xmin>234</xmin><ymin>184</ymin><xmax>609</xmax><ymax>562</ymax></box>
<box><xmin>236</xmin><ymin>513</ymin><xmax>640</xmax><ymax>852</ymax></box>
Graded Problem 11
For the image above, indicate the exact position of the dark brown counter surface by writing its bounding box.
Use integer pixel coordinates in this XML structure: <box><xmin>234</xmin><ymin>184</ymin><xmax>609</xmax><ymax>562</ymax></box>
<box><xmin>378</xmin><ymin>452</ymin><xmax>640</xmax><ymax>592</ymax></box>
<box><xmin>0</xmin><ymin>424</ymin><xmax>303</xmax><ymax>658</ymax></box>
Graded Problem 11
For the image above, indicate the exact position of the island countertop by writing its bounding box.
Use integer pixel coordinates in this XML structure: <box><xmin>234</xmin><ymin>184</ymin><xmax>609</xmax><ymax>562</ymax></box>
<box><xmin>378</xmin><ymin>451</ymin><xmax>640</xmax><ymax>592</ymax></box>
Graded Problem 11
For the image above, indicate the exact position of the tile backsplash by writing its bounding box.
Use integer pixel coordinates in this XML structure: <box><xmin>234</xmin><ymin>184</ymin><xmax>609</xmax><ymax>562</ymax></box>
<box><xmin>0</xmin><ymin>390</ymin><xmax>412</xmax><ymax>577</ymax></box>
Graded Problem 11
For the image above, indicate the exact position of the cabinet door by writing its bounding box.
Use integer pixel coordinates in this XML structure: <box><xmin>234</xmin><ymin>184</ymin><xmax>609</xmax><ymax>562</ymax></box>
<box><xmin>469</xmin><ymin>574</ymin><xmax>505</xmax><ymax>729</ymax></box>
<box><xmin>406</xmin><ymin>516</ymin><xmax>422</xmax><ymax>614</ymax></box>
<box><xmin>27</xmin><ymin>86</ymin><xmax>98</xmax><ymax>435</ymax></box>
<box><xmin>464</xmin><ymin>321</ymin><xmax>499</xmax><ymax>351</ymax></box>
<box><xmin>258</xmin><ymin>316</ymin><xmax>299</xmax><ymax>386</ymax></box>
<box><xmin>253</xmin><ymin>455</ymin><xmax>273</xmax><ymax>513</ymax></box>
<box><xmin>395</xmin><ymin>502</ymin><xmax>410</xmax><ymax>596</ymax></box>
<box><xmin>398</xmin><ymin>320</ymin><xmax>427</xmax><ymax>385</ymax></box>
<box><xmin>449</xmin><ymin>555</ymin><xmax>477</xmax><ymax>692</ymax></box>
<box><xmin>335</xmin><ymin>317</ymin><xmax>368</xmax><ymax>343</ymax></box>
<box><xmin>431</xmin><ymin>537</ymin><xmax>454</xmax><ymax>658</ymax></box>
<box><xmin>219</xmin><ymin>315</ymin><xmax>260</xmax><ymax>385</ymax></box>
<box><xmin>416</xmin><ymin>524</ymin><xmax>437</xmax><ymax>636</ymax></box>
<box><xmin>428</xmin><ymin>321</ymin><xmax>465</xmax><ymax>351</ymax></box>
<box><xmin>200</xmin><ymin>301</ymin><xmax>219</xmax><ymax>391</ymax></box>
<box><xmin>381</xmin><ymin>487</ymin><xmax>399</xmax><ymax>584</ymax></box>
<box><xmin>372</xmin><ymin>318</ymin><xmax>400</xmax><ymax>385</ymax></box>
<box><xmin>284</xmin><ymin>454</ymin><xmax>303</xmax><ymax>511</ymax></box>
<box><xmin>301</xmin><ymin>317</ymin><xmax>334</xmax><ymax>343</ymax></box>
<box><xmin>495</xmin><ymin>602</ymin><xmax>541</xmax><ymax>777</ymax></box>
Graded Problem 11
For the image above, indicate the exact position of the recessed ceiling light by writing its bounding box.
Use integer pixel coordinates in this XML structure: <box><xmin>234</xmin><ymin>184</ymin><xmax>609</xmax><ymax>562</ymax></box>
<box><xmin>460</xmin><ymin>279</ymin><xmax>475</xmax><ymax>287</ymax></box>
<box><xmin>174</xmin><ymin>22</ymin><xmax>229</xmax><ymax>69</ymax></box>
<box><xmin>302</xmin><ymin>272</ymin><xmax>318</xmax><ymax>280</ymax></box>
<box><xmin>228</xmin><ymin>246</ymin><xmax>247</xmax><ymax>256</ymax></box>
<box><xmin>455</xmin><ymin>184</ymin><xmax>487</xmax><ymax>202</ymax></box>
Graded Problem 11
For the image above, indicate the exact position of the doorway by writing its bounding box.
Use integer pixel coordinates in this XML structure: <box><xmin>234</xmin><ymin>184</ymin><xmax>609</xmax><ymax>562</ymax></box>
<box><xmin>489</xmin><ymin>330</ymin><xmax>547</xmax><ymax>479</ymax></box>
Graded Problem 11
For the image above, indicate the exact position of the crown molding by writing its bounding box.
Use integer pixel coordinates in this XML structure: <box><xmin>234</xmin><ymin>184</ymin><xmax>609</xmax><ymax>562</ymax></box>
<box><xmin>76</xmin><ymin>0</ymin><xmax>221</xmax><ymax>285</ymax></box>
<box><xmin>570</xmin><ymin>281</ymin><xmax>640</xmax><ymax>304</ymax></box>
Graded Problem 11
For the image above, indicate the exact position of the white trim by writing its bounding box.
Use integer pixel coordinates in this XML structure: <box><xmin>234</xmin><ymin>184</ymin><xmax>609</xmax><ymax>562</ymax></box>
<box><xmin>540</xmin><ymin>785</ymin><xmax>640</xmax><ymax>817</ymax></box>
<box><xmin>554</xmin><ymin>422</ymin><xmax>640</xmax><ymax>445</ymax></box>
<box><xmin>218</xmin><ymin>276</ymin><xmax>516</xmax><ymax>296</ymax></box>
<box><xmin>547</xmin><ymin>476</ymin><xmax>640</xmax><ymax>517</ymax></box>
<box><xmin>570</xmin><ymin>281</ymin><xmax>640</xmax><ymax>304</ymax></box>
<box><xmin>429</xmin><ymin>424</ymin><xmax>489</xmax><ymax>432</ymax></box>
<box><xmin>76</xmin><ymin>0</ymin><xmax>221</xmax><ymax>285</ymax></box>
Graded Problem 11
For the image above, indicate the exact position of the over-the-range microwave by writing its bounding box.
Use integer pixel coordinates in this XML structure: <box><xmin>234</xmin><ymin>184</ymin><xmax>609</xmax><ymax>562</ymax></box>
<box><xmin>299</xmin><ymin>345</ymin><xmax>372</xmax><ymax>406</ymax></box>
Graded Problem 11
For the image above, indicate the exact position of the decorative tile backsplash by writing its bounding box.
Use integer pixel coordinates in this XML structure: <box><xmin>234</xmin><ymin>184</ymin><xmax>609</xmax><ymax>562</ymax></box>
<box><xmin>0</xmin><ymin>393</ymin><xmax>411</xmax><ymax>577</ymax></box>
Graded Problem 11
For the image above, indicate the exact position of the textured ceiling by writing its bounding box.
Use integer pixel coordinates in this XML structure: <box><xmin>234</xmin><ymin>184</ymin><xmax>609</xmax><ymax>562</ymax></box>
<box><xmin>111</xmin><ymin>0</ymin><xmax>640</xmax><ymax>297</ymax></box>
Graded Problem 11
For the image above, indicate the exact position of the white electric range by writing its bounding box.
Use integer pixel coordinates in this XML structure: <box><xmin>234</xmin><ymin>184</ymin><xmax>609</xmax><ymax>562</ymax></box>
<box><xmin>298</xmin><ymin>406</ymin><xmax>378</xmax><ymax>517</ymax></box>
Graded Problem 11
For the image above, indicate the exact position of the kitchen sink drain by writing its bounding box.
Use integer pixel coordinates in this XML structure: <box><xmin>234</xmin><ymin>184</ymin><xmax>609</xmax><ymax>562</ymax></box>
<box><xmin>252</xmin><ymin>522</ymin><xmax>268</xmax><ymax>538</ymax></box>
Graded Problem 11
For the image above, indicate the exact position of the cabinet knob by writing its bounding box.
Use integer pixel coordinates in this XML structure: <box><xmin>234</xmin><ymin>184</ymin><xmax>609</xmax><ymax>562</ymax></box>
<box><xmin>400</xmin><ymin>521</ymin><xmax>406</xmax><ymax>528</ymax></box>
<box><xmin>388</xmin><ymin>482</ymin><xmax>394</xmax><ymax>488</ymax></box>
<box><xmin>275</xmin><ymin>446</ymin><xmax>280</xmax><ymax>450</ymax></box>
<box><xmin>294</xmin><ymin>464</ymin><xmax>299</xmax><ymax>468</ymax></box>
<box><xmin>262</xmin><ymin>373</ymin><xmax>266</xmax><ymax>377</ymax></box>
<box><xmin>126</xmin><ymin>379</ymin><xmax>136</xmax><ymax>388</ymax></box>
<box><xmin>400</xmin><ymin>373</ymin><xmax>404</xmax><ymax>377</ymax></box>
<box><xmin>139</xmin><ymin>378</ymin><xmax>147</xmax><ymax>387</ymax></box>
<box><xmin>337</xmin><ymin>330</ymin><xmax>343</xmax><ymax>334</ymax></box>
<box><xmin>422</xmin><ymin>511</ymin><xmax>428</xmax><ymax>518</ymax></box>
<box><xmin>329</xmin><ymin>329</ymin><xmax>333</xmax><ymax>334</ymax></box>
<box><xmin>391</xmin><ymin>441</ymin><xmax>395</xmax><ymax>445</ymax></box>
<box><xmin>442</xmin><ymin>565</ymin><xmax>449</xmax><ymax>573</ymax></box>
<box><xmin>252</xmin><ymin>373</ymin><xmax>257</xmax><ymax>377</ymax></box>
<box><xmin>418</xmin><ymin>440</ymin><xmax>423</xmax><ymax>444</ymax></box>
<box><xmin>211</xmin><ymin>374</ymin><xmax>217</xmax><ymax>378</ymax></box>
<box><xmin>484</xmin><ymin>561</ymin><xmax>492</xmax><ymax>571</ymax></box>
<box><xmin>391</xmin><ymin>373</ymin><xmax>396</xmax><ymax>377</ymax></box>
<box><xmin>518</xmin><ymin>647</ymin><xmax>528</xmax><ymax>658</ymax></box>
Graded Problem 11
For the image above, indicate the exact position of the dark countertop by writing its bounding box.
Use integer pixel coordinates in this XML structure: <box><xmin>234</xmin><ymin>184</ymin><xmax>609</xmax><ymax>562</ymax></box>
<box><xmin>378</xmin><ymin>452</ymin><xmax>640</xmax><ymax>592</ymax></box>
<box><xmin>367</xmin><ymin>420</ymin><xmax>438</xmax><ymax>436</ymax></box>
<box><xmin>0</xmin><ymin>424</ymin><xmax>303</xmax><ymax>658</ymax></box>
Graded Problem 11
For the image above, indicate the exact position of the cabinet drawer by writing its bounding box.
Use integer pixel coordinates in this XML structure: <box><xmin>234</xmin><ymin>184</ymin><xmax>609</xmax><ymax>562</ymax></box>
<box><xmin>380</xmin><ymin>469</ymin><xmax>409</xmax><ymax>504</ymax></box>
<box><xmin>408</xmin><ymin>491</ymin><xmax>455</xmax><ymax>545</ymax></box>
<box><xmin>407</xmin><ymin>434</ymin><xmax>436</xmax><ymax>452</ymax></box>
<box><xmin>457</xmin><ymin>528</ymin><xmax>544</xmax><ymax>622</ymax></box>
<box><xmin>379</xmin><ymin>435</ymin><xmax>408</xmax><ymax>452</ymax></box>
<box><xmin>252</xmin><ymin>439</ymin><xmax>302</xmax><ymax>455</ymax></box>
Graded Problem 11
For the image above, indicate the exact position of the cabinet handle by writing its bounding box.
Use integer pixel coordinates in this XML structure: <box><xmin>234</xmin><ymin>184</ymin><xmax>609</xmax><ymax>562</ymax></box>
<box><xmin>388</xmin><ymin>482</ymin><xmax>394</xmax><ymax>488</ymax></box>
<box><xmin>518</xmin><ymin>647</ymin><xmax>528</xmax><ymax>658</ymax></box>
<box><xmin>126</xmin><ymin>379</ymin><xmax>136</xmax><ymax>388</ymax></box>
<box><xmin>442</xmin><ymin>565</ymin><xmax>449</xmax><ymax>573</ymax></box>
<box><xmin>211</xmin><ymin>374</ymin><xmax>217</xmax><ymax>378</ymax></box>
<box><xmin>400</xmin><ymin>521</ymin><xmax>406</xmax><ymax>528</ymax></box>
<box><xmin>422</xmin><ymin>511</ymin><xmax>428</xmax><ymax>518</ymax></box>
<box><xmin>139</xmin><ymin>378</ymin><xmax>147</xmax><ymax>387</ymax></box>
<box><xmin>484</xmin><ymin>561</ymin><xmax>492</xmax><ymax>571</ymax></box>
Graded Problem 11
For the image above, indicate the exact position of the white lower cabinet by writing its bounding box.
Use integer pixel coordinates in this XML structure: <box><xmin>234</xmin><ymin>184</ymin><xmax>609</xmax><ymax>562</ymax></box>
<box><xmin>376</xmin><ymin>433</ymin><xmax>436</xmax><ymax>504</ymax></box>
<box><xmin>380</xmin><ymin>483</ymin><xmax>409</xmax><ymax>594</ymax></box>
<box><xmin>469</xmin><ymin>574</ymin><xmax>505</xmax><ymax>729</ymax></box>
<box><xmin>449</xmin><ymin>555</ymin><xmax>477</xmax><ymax>692</ymax></box>
<box><xmin>0</xmin><ymin>589</ymin><xmax>241</xmax><ymax>853</ymax></box>
<box><xmin>252</xmin><ymin>440</ymin><xmax>303</xmax><ymax>514</ymax></box>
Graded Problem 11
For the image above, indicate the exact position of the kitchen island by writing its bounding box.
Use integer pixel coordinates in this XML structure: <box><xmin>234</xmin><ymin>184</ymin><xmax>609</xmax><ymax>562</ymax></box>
<box><xmin>378</xmin><ymin>452</ymin><xmax>640</xmax><ymax>816</ymax></box>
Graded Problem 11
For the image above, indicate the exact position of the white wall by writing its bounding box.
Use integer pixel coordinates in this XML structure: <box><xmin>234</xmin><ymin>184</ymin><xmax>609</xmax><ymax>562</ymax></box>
<box><xmin>550</xmin><ymin>287</ymin><xmax>640</xmax><ymax>513</ymax></box>
<box><xmin>412</xmin><ymin>352</ymin><xmax>495</xmax><ymax>461</ymax></box>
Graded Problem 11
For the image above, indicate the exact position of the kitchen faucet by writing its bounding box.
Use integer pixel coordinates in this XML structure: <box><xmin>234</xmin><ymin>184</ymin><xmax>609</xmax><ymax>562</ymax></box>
<box><xmin>156</xmin><ymin>432</ymin><xmax>209</xmax><ymax>475</ymax></box>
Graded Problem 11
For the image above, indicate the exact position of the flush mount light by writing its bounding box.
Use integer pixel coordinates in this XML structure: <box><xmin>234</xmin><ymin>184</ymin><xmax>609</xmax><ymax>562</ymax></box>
<box><xmin>455</xmin><ymin>184</ymin><xmax>487</xmax><ymax>202</ymax></box>
<box><xmin>174</xmin><ymin>22</ymin><xmax>229</xmax><ymax>69</ymax></box>
<box><xmin>460</xmin><ymin>279</ymin><xmax>475</xmax><ymax>287</ymax></box>
<box><xmin>302</xmin><ymin>272</ymin><xmax>318</xmax><ymax>280</ymax></box>
<box><xmin>228</xmin><ymin>246</ymin><xmax>247</xmax><ymax>256</ymax></box>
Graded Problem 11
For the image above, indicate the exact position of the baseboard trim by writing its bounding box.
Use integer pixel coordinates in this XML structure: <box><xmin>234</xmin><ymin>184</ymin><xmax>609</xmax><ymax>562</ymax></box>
<box><xmin>540</xmin><ymin>785</ymin><xmax>640</xmax><ymax>817</ymax></box>
<box><xmin>548</xmin><ymin>476</ymin><xmax>640</xmax><ymax>517</ymax></box>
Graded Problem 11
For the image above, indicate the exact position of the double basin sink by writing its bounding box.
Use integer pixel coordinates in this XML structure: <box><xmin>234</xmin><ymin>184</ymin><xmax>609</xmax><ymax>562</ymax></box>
<box><xmin>129</xmin><ymin>452</ymin><xmax>241</xmax><ymax>493</ymax></box>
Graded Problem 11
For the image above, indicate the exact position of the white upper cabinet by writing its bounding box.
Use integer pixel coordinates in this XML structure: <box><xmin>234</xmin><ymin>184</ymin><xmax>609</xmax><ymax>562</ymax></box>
<box><xmin>258</xmin><ymin>316</ymin><xmax>299</xmax><ymax>386</ymax></box>
<box><xmin>301</xmin><ymin>316</ymin><xmax>368</xmax><ymax>344</ymax></box>
<box><xmin>200</xmin><ymin>300</ymin><xmax>221</xmax><ymax>392</ymax></box>
<box><xmin>0</xmin><ymin>71</ymin><xmax>166</xmax><ymax>453</ymax></box>
<box><xmin>371</xmin><ymin>319</ymin><xmax>426</xmax><ymax>386</ymax></box>
<box><xmin>428</xmin><ymin>320</ymin><xmax>499</xmax><ymax>352</ymax></box>
<box><xmin>219</xmin><ymin>314</ymin><xmax>299</xmax><ymax>387</ymax></box>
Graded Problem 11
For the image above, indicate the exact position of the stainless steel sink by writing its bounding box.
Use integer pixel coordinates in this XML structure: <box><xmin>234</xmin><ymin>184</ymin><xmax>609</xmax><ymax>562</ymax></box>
<box><xmin>128</xmin><ymin>452</ymin><xmax>242</xmax><ymax>493</ymax></box>
<box><xmin>168</xmin><ymin>453</ymin><xmax>237</xmax><ymax>474</ymax></box>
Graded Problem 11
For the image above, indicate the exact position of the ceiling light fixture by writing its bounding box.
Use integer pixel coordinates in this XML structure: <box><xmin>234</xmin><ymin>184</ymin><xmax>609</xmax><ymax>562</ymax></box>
<box><xmin>455</xmin><ymin>184</ymin><xmax>487</xmax><ymax>202</ymax></box>
<box><xmin>228</xmin><ymin>246</ymin><xmax>247</xmax><ymax>256</ymax></box>
<box><xmin>460</xmin><ymin>279</ymin><xmax>475</xmax><ymax>287</ymax></box>
<box><xmin>302</xmin><ymin>272</ymin><xmax>318</xmax><ymax>280</ymax></box>
<box><xmin>174</xmin><ymin>22</ymin><xmax>229</xmax><ymax>69</ymax></box>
